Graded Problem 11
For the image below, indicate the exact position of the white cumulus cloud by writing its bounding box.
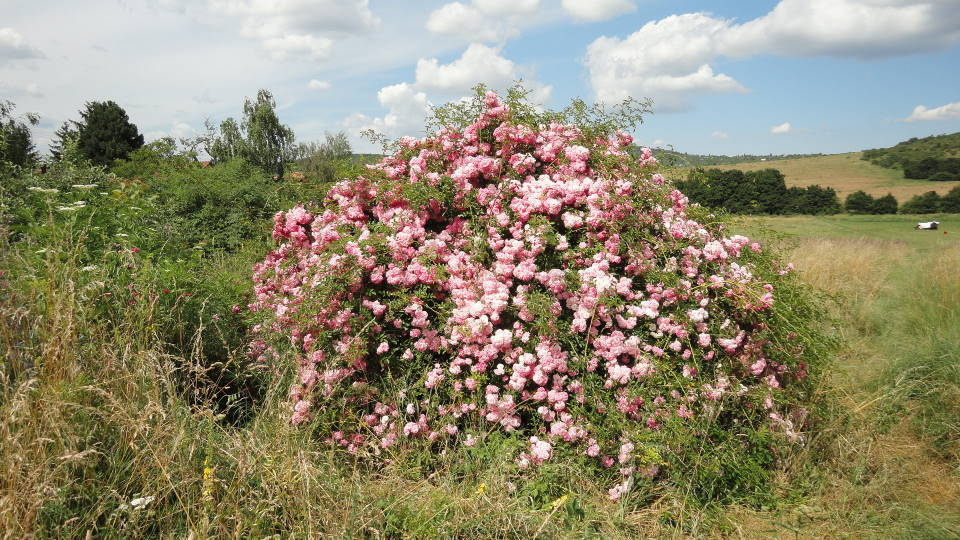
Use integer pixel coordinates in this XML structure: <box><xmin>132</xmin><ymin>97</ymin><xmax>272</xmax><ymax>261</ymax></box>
<box><xmin>307</xmin><ymin>79</ymin><xmax>331</xmax><ymax>90</ymax></box>
<box><xmin>905</xmin><ymin>101</ymin><xmax>960</xmax><ymax>122</ymax></box>
<box><xmin>585</xmin><ymin>0</ymin><xmax>960</xmax><ymax>112</ymax></box>
<box><xmin>561</xmin><ymin>0</ymin><xmax>635</xmax><ymax>22</ymax></box>
<box><xmin>344</xmin><ymin>43</ymin><xmax>552</xmax><ymax>149</ymax></box>
<box><xmin>711</xmin><ymin>131</ymin><xmax>728</xmax><ymax>139</ymax></box>
<box><xmin>770</xmin><ymin>122</ymin><xmax>791</xmax><ymax>134</ymax></box>
<box><xmin>343</xmin><ymin>82</ymin><xmax>432</xmax><ymax>141</ymax></box>
<box><xmin>585</xmin><ymin>13</ymin><xmax>746</xmax><ymax>111</ymax></box>
<box><xmin>426</xmin><ymin>0</ymin><xmax>541</xmax><ymax>42</ymax></box>
<box><xmin>721</xmin><ymin>0</ymin><xmax>960</xmax><ymax>59</ymax></box>
<box><xmin>473</xmin><ymin>0</ymin><xmax>540</xmax><ymax>16</ymax></box>
<box><xmin>415</xmin><ymin>42</ymin><xmax>551</xmax><ymax>102</ymax></box>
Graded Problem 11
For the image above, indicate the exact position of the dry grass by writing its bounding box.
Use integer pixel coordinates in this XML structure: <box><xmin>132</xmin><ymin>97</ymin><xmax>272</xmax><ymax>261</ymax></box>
<box><xmin>721</xmin><ymin>237</ymin><xmax>960</xmax><ymax>538</ymax></box>
<box><xmin>0</xmin><ymin>234</ymin><xmax>657</xmax><ymax>538</ymax></box>
<box><xmin>666</xmin><ymin>152</ymin><xmax>960</xmax><ymax>200</ymax></box>
<box><xmin>2</xmin><ymin>222</ymin><xmax>958</xmax><ymax>538</ymax></box>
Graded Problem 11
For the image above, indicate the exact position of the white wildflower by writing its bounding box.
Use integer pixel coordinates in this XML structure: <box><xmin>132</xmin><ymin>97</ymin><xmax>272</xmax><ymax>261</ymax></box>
<box><xmin>56</xmin><ymin>201</ymin><xmax>86</xmax><ymax>212</ymax></box>
<box><xmin>119</xmin><ymin>495</ymin><xmax>155</xmax><ymax>512</ymax></box>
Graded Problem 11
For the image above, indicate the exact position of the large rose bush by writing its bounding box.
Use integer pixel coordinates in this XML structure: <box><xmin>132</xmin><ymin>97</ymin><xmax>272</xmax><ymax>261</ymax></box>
<box><xmin>247</xmin><ymin>91</ymin><xmax>823</xmax><ymax>500</ymax></box>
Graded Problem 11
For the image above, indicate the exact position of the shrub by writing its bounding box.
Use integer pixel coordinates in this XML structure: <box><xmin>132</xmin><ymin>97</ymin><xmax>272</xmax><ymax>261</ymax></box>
<box><xmin>872</xmin><ymin>193</ymin><xmax>899</xmax><ymax>214</ymax></box>
<box><xmin>900</xmin><ymin>191</ymin><xmax>941</xmax><ymax>214</ymax></box>
<box><xmin>145</xmin><ymin>158</ymin><xmax>281</xmax><ymax>254</ymax></box>
<box><xmin>941</xmin><ymin>186</ymin><xmax>960</xmax><ymax>213</ymax></box>
<box><xmin>111</xmin><ymin>137</ymin><xmax>195</xmax><ymax>179</ymax></box>
<box><xmin>928</xmin><ymin>171</ymin><xmax>958</xmax><ymax>182</ymax></box>
<box><xmin>844</xmin><ymin>190</ymin><xmax>875</xmax><ymax>214</ymax></box>
<box><xmin>247</xmin><ymin>90</ymin><xmax>827</xmax><ymax>502</ymax></box>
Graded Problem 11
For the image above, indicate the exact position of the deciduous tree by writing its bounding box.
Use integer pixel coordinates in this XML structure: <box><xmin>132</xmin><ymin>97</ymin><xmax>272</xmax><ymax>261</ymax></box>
<box><xmin>205</xmin><ymin>90</ymin><xmax>296</xmax><ymax>179</ymax></box>
<box><xmin>844</xmin><ymin>190</ymin><xmax>875</xmax><ymax>214</ymax></box>
<box><xmin>241</xmin><ymin>90</ymin><xmax>295</xmax><ymax>179</ymax></box>
<box><xmin>900</xmin><ymin>191</ymin><xmax>941</xmax><ymax>214</ymax></box>
<box><xmin>871</xmin><ymin>193</ymin><xmax>898</xmax><ymax>214</ymax></box>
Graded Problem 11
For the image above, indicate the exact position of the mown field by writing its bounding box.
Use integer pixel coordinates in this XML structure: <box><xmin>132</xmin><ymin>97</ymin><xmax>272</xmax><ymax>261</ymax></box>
<box><xmin>665</xmin><ymin>152</ymin><xmax>960</xmax><ymax>201</ymax></box>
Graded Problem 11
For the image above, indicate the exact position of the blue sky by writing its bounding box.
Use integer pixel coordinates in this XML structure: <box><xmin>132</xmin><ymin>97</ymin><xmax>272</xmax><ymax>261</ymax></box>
<box><xmin>2</xmin><ymin>0</ymin><xmax>959</xmax><ymax>156</ymax></box>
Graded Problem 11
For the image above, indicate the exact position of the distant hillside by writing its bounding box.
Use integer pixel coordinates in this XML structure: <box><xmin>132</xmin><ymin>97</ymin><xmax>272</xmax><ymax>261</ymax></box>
<box><xmin>647</xmin><ymin>147</ymin><xmax>823</xmax><ymax>168</ymax></box>
<box><xmin>862</xmin><ymin>132</ymin><xmax>960</xmax><ymax>181</ymax></box>
<box><xmin>862</xmin><ymin>132</ymin><xmax>960</xmax><ymax>166</ymax></box>
<box><xmin>662</xmin><ymin>152</ymin><xmax>960</xmax><ymax>202</ymax></box>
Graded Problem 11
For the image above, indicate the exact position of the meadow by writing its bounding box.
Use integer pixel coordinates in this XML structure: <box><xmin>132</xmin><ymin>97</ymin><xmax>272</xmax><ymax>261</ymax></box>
<box><xmin>3</xmin><ymin>173</ymin><xmax>958</xmax><ymax>538</ymax></box>
<box><xmin>2</xmin><ymin>94</ymin><xmax>958</xmax><ymax>537</ymax></box>
<box><xmin>728</xmin><ymin>214</ymin><xmax>960</xmax><ymax>536</ymax></box>
<box><xmin>665</xmin><ymin>152</ymin><xmax>960</xmax><ymax>201</ymax></box>
<box><xmin>3</xmin><ymin>203</ymin><xmax>957</xmax><ymax>537</ymax></box>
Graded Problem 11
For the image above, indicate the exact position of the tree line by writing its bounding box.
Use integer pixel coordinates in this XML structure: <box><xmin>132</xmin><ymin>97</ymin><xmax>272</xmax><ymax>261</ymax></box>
<box><xmin>0</xmin><ymin>89</ymin><xmax>354</xmax><ymax>182</ymax></box>
<box><xmin>675</xmin><ymin>168</ymin><xmax>842</xmax><ymax>215</ymax></box>
<box><xmin>894</xmin><ymin>188</ymin><xmax>960</xmax><ymax>214</ymax></box>
<box><xmin>677</xmin><ymin>167</ymin><xmax>960</xmax><ymax>215</ymax></box>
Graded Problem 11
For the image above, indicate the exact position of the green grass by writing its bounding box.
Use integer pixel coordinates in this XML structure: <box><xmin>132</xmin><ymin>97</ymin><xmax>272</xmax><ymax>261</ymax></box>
<box><xmin>725</xmin><ymin>214</ymin><xmax>960</xmax><ymax>537</ymax></box>
<box><xmin>3</xmin><ymin>185</ymin><xmax>958</xmax><ymax>536</ymax></box>
<box><xmin>734</xmin><ymin>213</ymin><xmax>959</xmax><ymax>252</ymax></box>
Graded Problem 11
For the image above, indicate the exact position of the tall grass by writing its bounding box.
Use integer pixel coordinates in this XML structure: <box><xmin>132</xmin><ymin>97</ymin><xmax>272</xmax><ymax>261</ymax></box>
<box><xmin>2</xmin><ymin>213</ymin><xmax>957</xmax><ymax>536</ymax></box>
<box><xmin>877</xmin><ymin>244</ymin><xmax>960</xmax><ymax>460</ymax></box>
<box><xmin>0</xmin><ymin>221</ymin><xmax>653</xmax><ymax>538</ymax></box>
<box><xmin>753</xmin><ymin>237</ymin><xmax>960</xmax><ymax>537</ymax></box>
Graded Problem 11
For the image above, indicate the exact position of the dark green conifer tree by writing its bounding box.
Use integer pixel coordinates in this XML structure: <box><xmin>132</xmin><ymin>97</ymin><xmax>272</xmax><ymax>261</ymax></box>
<box><xmin>76</xmin><ymin>100</ymin><xmax>144</xmax><ymax>166</ymax></box>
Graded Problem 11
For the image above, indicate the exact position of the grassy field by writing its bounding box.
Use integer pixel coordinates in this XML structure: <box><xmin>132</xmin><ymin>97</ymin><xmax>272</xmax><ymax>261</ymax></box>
<box><xmin>725</xmin><ymin>214</ymin><xmax>960</xmax><ymax>537</ymax></box>
<box><xmin>735</xmin><ymin>213</ymin><xmax>959</xmax><ymax>252</ymax></box>
<box><xmin>664</xmin><ymin>152</ymin><xmax>960</xmax><ymax>201</ymax></box>
<box><xmin>2</xmin><ymin>193</ymin><xmax>958</xmax><ymax>536</ymax></box>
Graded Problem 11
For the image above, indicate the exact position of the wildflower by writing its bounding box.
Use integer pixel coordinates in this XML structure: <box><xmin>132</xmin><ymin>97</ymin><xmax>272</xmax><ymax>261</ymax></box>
<box><xmin>202</xmin><ymin>456</ymin><xmax>215</xmax><ymax>500</ymax></box>
<box><xmin>608</xmin><ymin>479</ymin><xmax>631</xmax><ymax>501</ymax></box>
<box><xmin>121</xmin><ymin>495</ymin><xmax>156</xmax><ymax>511</ymax></box>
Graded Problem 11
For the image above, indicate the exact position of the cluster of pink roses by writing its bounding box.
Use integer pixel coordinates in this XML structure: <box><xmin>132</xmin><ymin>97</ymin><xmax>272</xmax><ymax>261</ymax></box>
<box><xmin>248</xmin><ymin>92</ymin><xmax>809</xmax><ymax>497</ymax></box>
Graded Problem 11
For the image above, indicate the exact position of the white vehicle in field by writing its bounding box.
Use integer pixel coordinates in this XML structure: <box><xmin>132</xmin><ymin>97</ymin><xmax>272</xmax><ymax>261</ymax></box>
<box><xmin>914</xmin><ymin>221</ymin><xmax>940</xmax><ymax>230</ymax></box>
